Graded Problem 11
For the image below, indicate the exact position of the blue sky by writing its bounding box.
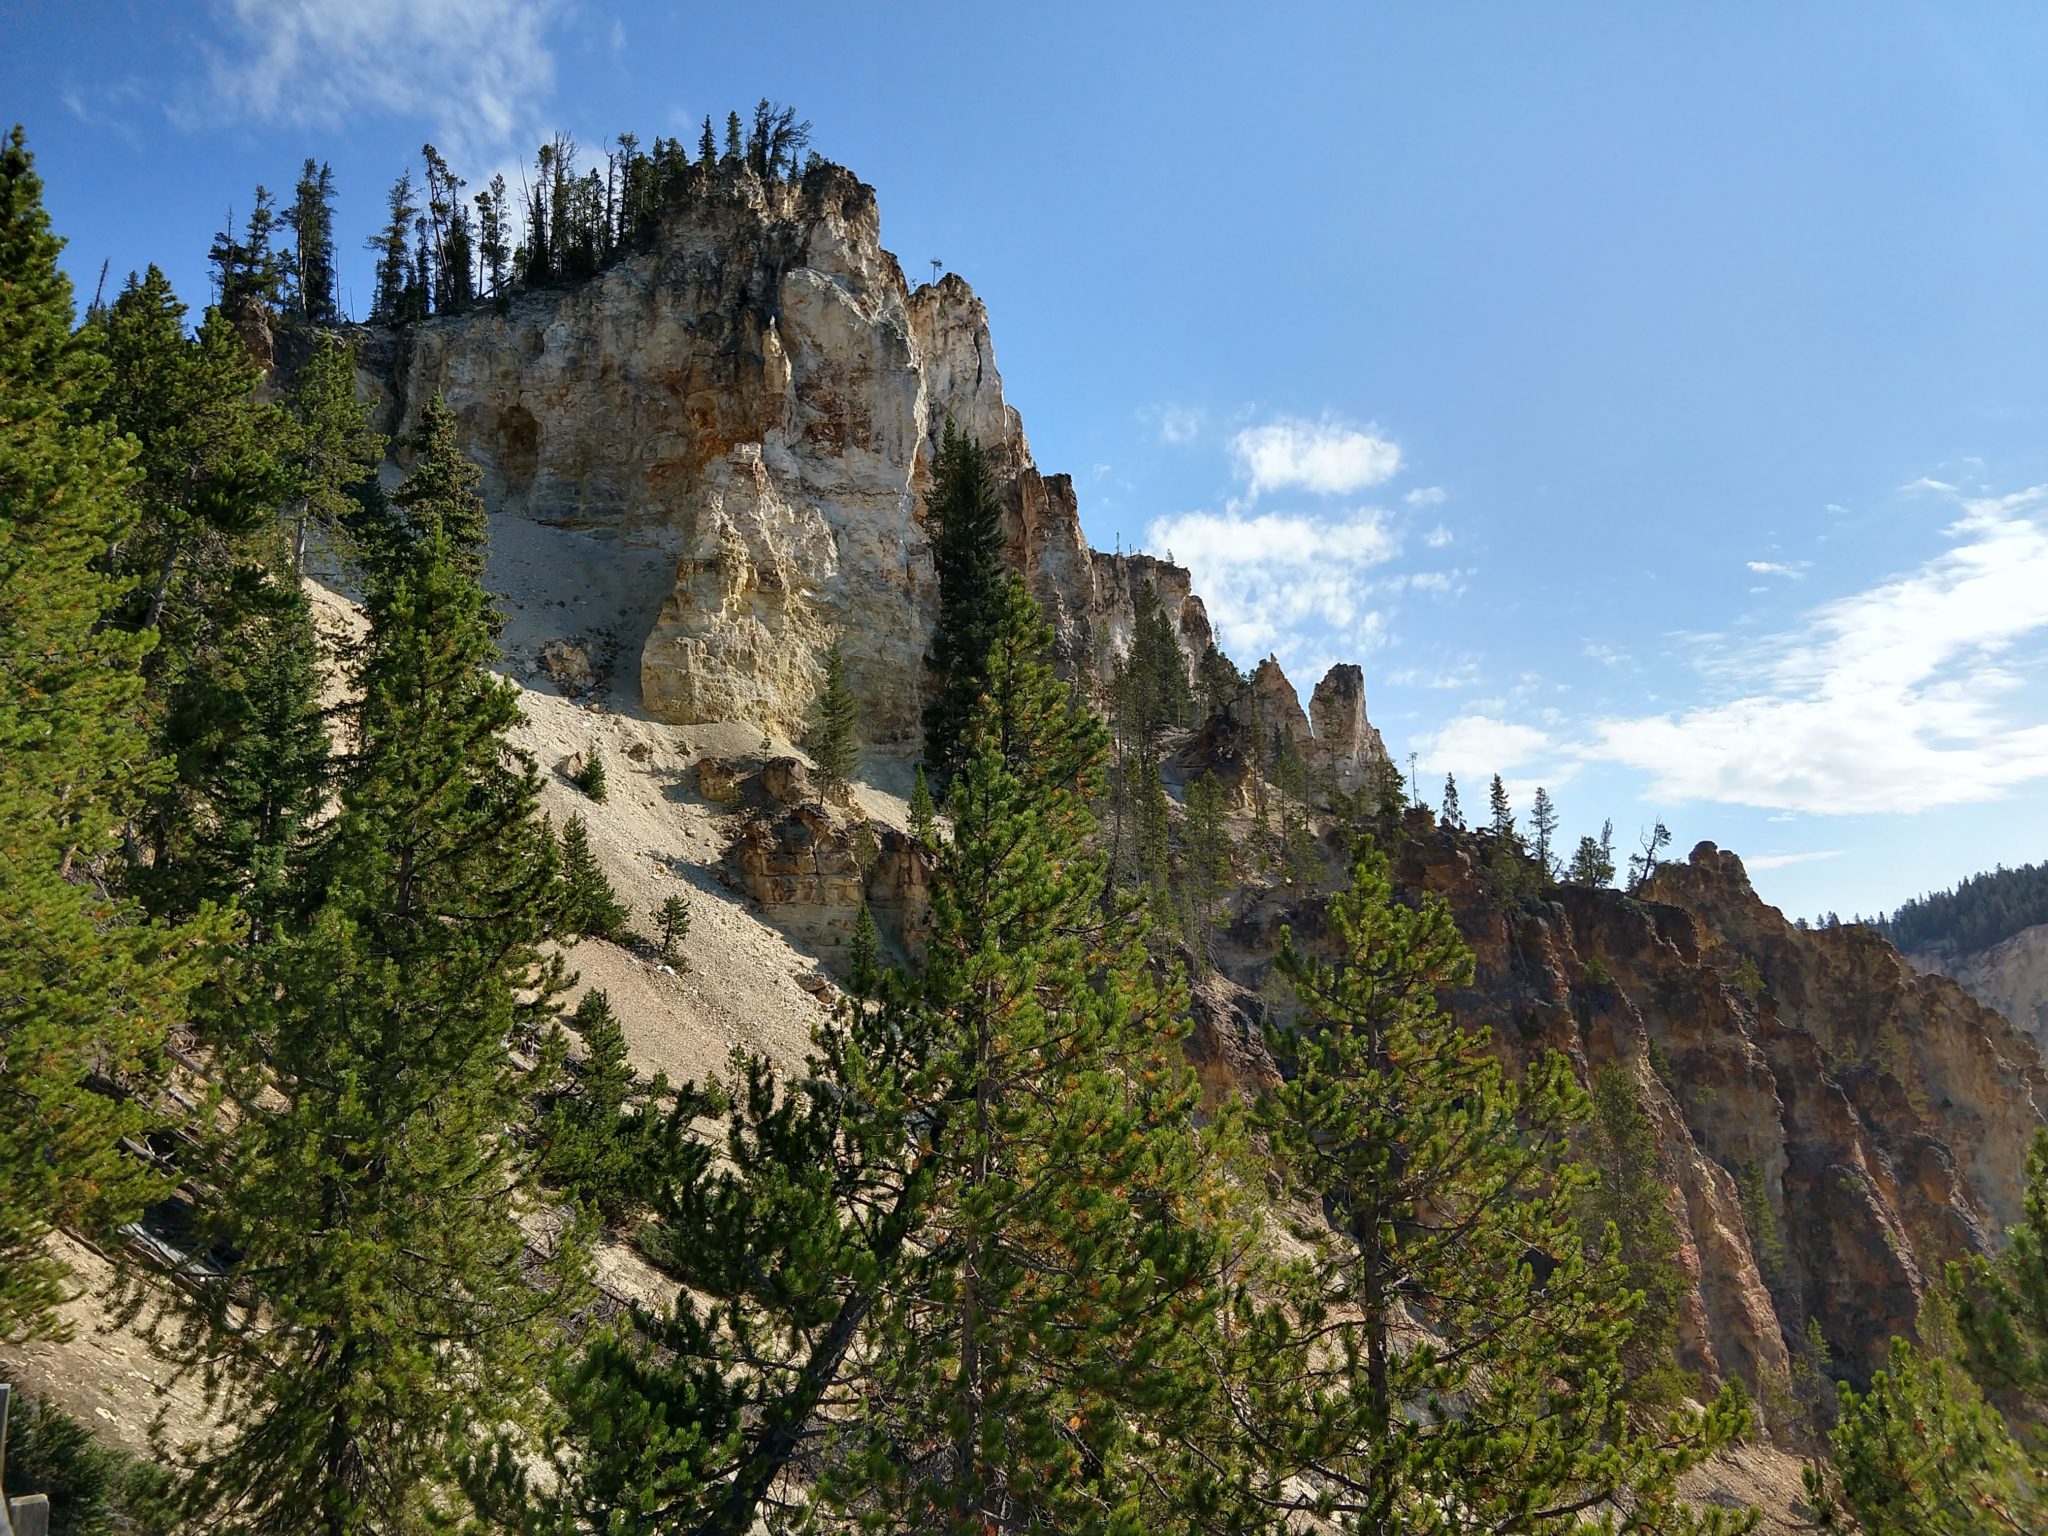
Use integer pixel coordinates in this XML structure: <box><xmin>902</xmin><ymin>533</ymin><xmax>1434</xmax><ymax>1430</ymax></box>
<box><xmin>10</xmin><ymin>0</ymin><xmax>2048</xmax><ymax>920</ymax></box>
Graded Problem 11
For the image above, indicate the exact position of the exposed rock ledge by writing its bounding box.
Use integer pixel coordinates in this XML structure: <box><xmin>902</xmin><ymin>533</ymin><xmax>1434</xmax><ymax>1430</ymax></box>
<box><xmin>342</xmin><ymin>163</ymin><xmax>1381</xmax><ymax>781</ymax></box>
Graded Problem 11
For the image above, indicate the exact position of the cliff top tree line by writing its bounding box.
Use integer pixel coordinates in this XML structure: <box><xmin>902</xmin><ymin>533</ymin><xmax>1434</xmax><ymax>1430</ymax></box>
<box><xmin>205</xmin><ymin>101</ymin><xmax>816</xmax><ymax>329</ymax></box>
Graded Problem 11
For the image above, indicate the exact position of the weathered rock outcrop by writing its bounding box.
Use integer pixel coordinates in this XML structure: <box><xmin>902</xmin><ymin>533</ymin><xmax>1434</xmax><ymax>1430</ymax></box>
<box><xmin>1198</xmin><ymin>826</ymin><xmax>2048</xmax><ymax>1433</ymax></box>
<box><xmin>1911</xmin><ymin>922</ymin><xmax>2048</xmax><ymax>1058</ymax></box>
<box><xmin>350</xmin><ymin>164</ymin><xmax>1377</xmax><ymax>786</ymax></box>
<box><xmin>1169</xmin><ymin>655</ymin><xmax>1391</xmax><ymax>805</ymax></box>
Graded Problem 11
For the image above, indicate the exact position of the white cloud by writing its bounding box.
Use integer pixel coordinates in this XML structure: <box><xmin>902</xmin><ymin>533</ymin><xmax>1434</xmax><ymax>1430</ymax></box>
<box><xmin>1746</xmin><ymin>850</ymin><xmax>1844</xmax><ymax>871</ymax></box>
<box><xmin>1149</xmin><ymin>505</ymin><xmax>1398</xmax><ymax>665</ymax></box>
<box><xmin>197</xmin><ymin>0</ymin><xmax>562</xmax><ymax>164</ymax></box>
<box><xmin>1231</xmin><ymin>417</ymin><xmax>1402</xmax><ymax>497</ymax></box>
<box><xmin>1144</xmin><ymin>404</ymin><xmax>1206</xmax><ymax>445</ymax></box>
<box><xmin>1405</xmin><ymin>485</ymin><xmax>1447</xmax><ymax>508</ymax></box>
<box><xmin>1746</xmin><ymin>559</ymin><xmax>1807</xmax><ymax>578</ymax></box>
<box><xmin>1587</xmin><ymin>485</ymin><xmax>2048</xmax><ymax>814</ymax></box>
<box><xmin>1424</xmin><ymin>523</ymin><xmax>1454</xmax><ymax>549</ymax></box>
<box><xmin>1414</xmin><ymin>713</ymin><xmax>1569</xmax><ymax>804</ymax></box>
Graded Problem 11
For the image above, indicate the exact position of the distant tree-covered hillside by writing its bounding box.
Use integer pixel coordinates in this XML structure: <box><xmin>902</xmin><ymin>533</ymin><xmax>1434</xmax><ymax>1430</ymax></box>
<box><xmin>1876</xmin><ymin>859</ymin><xmax>2048</xmax><ymax>957</ymax></box>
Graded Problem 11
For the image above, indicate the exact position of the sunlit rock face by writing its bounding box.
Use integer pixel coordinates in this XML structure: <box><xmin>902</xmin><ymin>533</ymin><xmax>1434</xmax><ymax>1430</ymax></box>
<box><xmin>1200</xmin><ymin>827</ymin><xmax>2047</xmax><ymax>1434</ymax></box>
<box><xmin>349</xmin><ymin>162</ymin><xmax>1363</xmax><ymax>757</ymax></box>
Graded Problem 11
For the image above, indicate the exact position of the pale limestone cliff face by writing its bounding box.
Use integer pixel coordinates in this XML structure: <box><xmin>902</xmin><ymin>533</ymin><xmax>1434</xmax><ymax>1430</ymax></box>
<box><xmin>1912</xmin><ymin>924</ymin><xmax>2048</xmax><ymax>1059</ymax></box>
<box><xmin>350</xmin><ymin>164</ymin><xmax>1381</xmax><ymax>783</ymax></box>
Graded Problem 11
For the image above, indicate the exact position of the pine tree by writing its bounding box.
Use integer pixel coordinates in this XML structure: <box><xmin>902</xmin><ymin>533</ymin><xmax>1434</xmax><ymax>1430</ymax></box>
<box><xmin>283</xmin><ymin>159</ymin><xmax>338</xmax><ymax>323</ymax></box>
<box><xmin>1196</xmin><ymin>641</ymin><xmax>1242</xmax><ymax>719</ymax></box>
<box><xmin>1576</xmin><ymin>1063</ymin><xmax>1690</xmax><ymax>1402</ymax></box>
<box><xmin>698</xmin><ymin>114</ymin><xmax>717</xmax><ymax>167</ymax></box>
<box><xmin>387</xmin><ymin>394</ymin><xmax>486</xmax><ymax>570</ymax></box>
<box><xmin>1440</xmin><ymin>770</ymin><xmax>1464</xmax><ymax>829</ymax></box>
<box><xmin>1116</xmin><ymin>579</ymin><xmax>1193</xmax><ymax>750</ymax></box>
<box><xmin>475</xmin><ymin>174</ymin><xmax>509</xmax><ymax>301</ymax></box>
<box><xmin>208</xmin><ymin>186</ymin><xmax>282</xmax><ymax>312</ymax></box>
<box><xmin>0</xmin><ymin>125</ymin><xmax>202</xmax><ymax>1339</ymax></box>
<box><xmin>920</xmin><ymin>421</ymin><xmax>1008</xmax><ymax>787</ymax></box>
<box><xmin>146</xmin><ymin>413</ymin><xmax>587</xmax><ymax>1534</ymax></box>
<box><xmin>572</xmin><ymin>746</ymin><xmax>608</xmax><ymax>802</ymax></box>
<box><xmin>1488</xmin><ymin>772</ymin><xmax>1516</xmax><ymax>842</ymax></box>
<box><xmin>93</xmin><ymin>267</ymin><xmax>279</xmax><ymax>645</ymax></box>
<box><xmin>656</xmin><ymin>892</ymin><xmax>691</xmax><ymax>962</ymax></box>
<box><xmin>368</xmin><ymin>168</ymin><xmax>418</xmax><ymax>320</ymax></box>
<box><xmin>849</xmin><ymin>898</ymin><xmax>880</xmax><ymax>994</ymax></box>
<box><xmin>145</xmin><ymin>583</ymin><xmax>330</xmax><ymax>930</ymax></box>
<box><xmin>823</xmin><ymin>577</ymin><xmax>1240</xmax><ymax>1531</ymax></box>
<box><xmin>282</xmin><ymin>331</ymin><xmax>384</xmax><ymax>574</ymax></box>
<box><xmin>1243</xmin><ymin>845</ymin><xmax>1752</xmax><ymax>1533</ymax></box>
<box><xmin>559</xmin><ymin>813</ymin><xmax>628</xmax><ymax>941</ymax></box>
<box><xmin>538</xmin><ymin>990</ymin><xmax>684</xmax><ymax>1225</ymax></box>
<box><xmin>1180</xmin><ymin>770</ymin><xmax>1234</xmax><ymax>967</ymax></box>
<box><xmin>808</xmin><ymin>641</ymin><xmax>861</xmax><ymax>788</ymax></box>
<box><xmin>909</xmin><ymin>763</ymin><xmax>937</xmax><ymax>847</ymax></box>
<box><xmin>1628</xmin><ymin>819</ymin><xmax>1673</xmax><ymax>892</ymax></box>
<box><xmin>1802</xmin><ymin>1129</ymin><xmax>2048</xmax><ymax>1530</ymax></box>
<box><xmin>724</xmin><ymin>110</ymin><xmax>744</xmax><ymax>164</ymax></box>
<box><xmin>1530</xmin><ymin>785</ymin><xmax>1560</xmax><ymax>879</ymax></box>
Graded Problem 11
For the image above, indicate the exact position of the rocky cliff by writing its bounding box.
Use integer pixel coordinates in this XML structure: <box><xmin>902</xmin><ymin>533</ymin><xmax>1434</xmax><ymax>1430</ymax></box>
<box><xmin>1910</xmin><ymin>923</ymin><xmax>2048</xmax><ymax>1059</ymax></box>
<box><xmin>1196</xmin><ymin>828</ymin><xmax>2048</xmax><ymax>1433</ymax></box>
<box><xmin>343</xmin><ymin>163</ymin><xmax>1377</xmax><ymax>783</ymax></box>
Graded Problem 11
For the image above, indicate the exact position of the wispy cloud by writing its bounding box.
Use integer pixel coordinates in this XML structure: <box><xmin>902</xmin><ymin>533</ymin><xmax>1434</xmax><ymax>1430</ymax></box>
<box><xmin>194</xmin><ymin>0</ymin><xmax>562</xmax><ymax>165</ymax></box>
<box><xmin>1587</xmin><ymin>484</ymin><xmax>2048</xmax><ymax>814</ymax></box>
<box><xmin>1745</xmin><ymin>559</ymin><xmax>1808</xmax><ymax>578</ymax></box>
<box><xmin>1231</xmin><ymin>417</ymin><xmax>1402</xmax><ymax>497</ymax></box>
<box><xmin>1405</xmin><ymin>485</ymin><xmax>1447</xmax><ymax>508</ymax></box>
<box><xmin>1746</xmin><ymin>850</ymin><xmax>1844</xmax><ymax>871</ymax></box>
<box><xmin>1415</xmin><ymin>712</ymin><xmax>1569</xmax><ymax>803</ymax></box>
<box><xmin>1142</xmin><ymin>404</ymin><xmax>1207</xmax><ymax>446</ymax></box>
<box><xmin>1149</xmin><ymin>505</ymin><xmax>1398</xmax><ymax>663</ymax></box>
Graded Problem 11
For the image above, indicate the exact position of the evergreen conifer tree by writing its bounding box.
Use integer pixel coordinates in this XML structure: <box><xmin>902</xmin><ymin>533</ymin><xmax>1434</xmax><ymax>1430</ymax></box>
<box><xmin>1242</xmin><ymin>845</ymin><xmax>1752</xmax><ymax>1533</ymax></box>
<box><xmin>146</xmin><ymin>584</ymin><xmax>330</xmax><ymax>929</ymax></box>
<box><xmin>368</xmin><ymin>169</ymin><xmax>418</xmax><ymax>320</ymax></box>
<box><xmin>808</xmin><ymin>641</ymin><xmax>861</xmax><ymax>788</ymax></box>
<box><xmin>93</xmin><ymin>267</ymin><xmax>279</xmax><ymax>646</ymax></box>
<box><xmin>537</xmin><ymin>990</ymin><xmax>685</xmax><ymax>1226</ymax></box>
<box><xmin>1576</xmin><ymin>1063</ymin><xmax>1690</xmax><ymax>1402</ymax></box>
<box><xmin>558</xmin><ymin>813</ymin><xmax>628</xmax><ymax>941</ymax></box>
<box><xmin>1530</xmin><ymin>785</ymin><xmax>1560</xmax><ymax>880</ymax></box>
<box><xmin>388</xmin><ymin>394</ymin><xmax>487</xmax><ymax>569</ymax></box>
<box><xmin>1440</xmin><ymin>771</ymin><xmax>1464</xmax><ymax>829</ymax></box>
<box><xmin>1196</xmin><ymin>641</ymin><xmax>1243</xmax><ymax>719</ymax></box>
<box><xmin>146</xmin><ymin>400</ymin><xmax>586</xmax><ymax>1535</ymax></box>
<box><xmin>283</xmin><ymin>159</ymin><xmax>338</xmax><ymax>323</ymax></box>
<box><xmin>656</xmin><ymin>892</ymin><xmax>692</xmax><ymax>962</ymax></box>
<box><xmin>1488</xmin><ymin>772</ymin><xmax>1516</xmax><ymax>843</ymax></box>
<box><xmin>1809</xmin><ymin>1126</ymin><xmax>2048</xmax><ymax>1532</ymax></box>
<box><xmin>825</xmin><ymin>577</ymin><xmax>1240</xmax><ymax>1532</ymax></box>
<box><xmin>0</xmin><ymin>125</ymin><xmax>201</xmax><ymax>1339</ymax></box>
<box><xmin>920</xmin><ymin>421</ymin><xmax>1007</xmax><ymax>787</ymax></box>
<box><xmin>849</xmin><ymin>898</ymin><xmax>880</xmax><ymax>994</ymax></box>
<box><xmin>282</xmin><ymin>330</ymin><xmax>384</xmax><ymax>574</ymax></box>
<box><xmin>1180</xmin><ymin>770</ymin><xmax>1235</xmax><ymax>962</ymax></box>
<box><xmin>909</xmin><ymin>763</ymin><xmax>937</xmax><ymax>847</ymax></box>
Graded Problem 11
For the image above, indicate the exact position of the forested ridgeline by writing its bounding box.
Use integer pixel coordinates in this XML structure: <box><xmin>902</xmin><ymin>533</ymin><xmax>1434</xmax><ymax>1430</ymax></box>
<box><xmin>1874</xmin><ymin>858</ymin><xmax>2048</xmax><ymax>958</ymax></box>
<box><xmin>6</xmin><ymin>118</ymin><xmax>2048</xmax><ymax>1536</ymax></box>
